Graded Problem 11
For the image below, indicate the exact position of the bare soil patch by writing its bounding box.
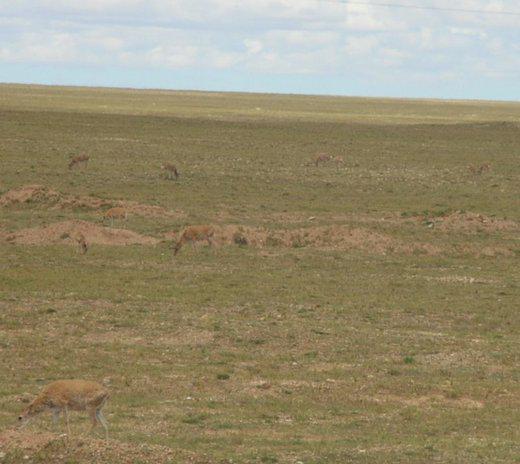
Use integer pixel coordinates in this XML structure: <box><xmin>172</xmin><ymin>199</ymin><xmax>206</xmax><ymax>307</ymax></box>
<box><xmin>83</xmin><ymin>329</ymin><xmax>214</xmax><ymax>348</ymax></box>
<box><xmin>115</xmin><ymin>201</ymin><xmax>183</xmax><ymax>219</ymax></box>
<box><xmin>0</xmin><ymin>185</ymin><xmax>63</xmax><ymax>207</ymax></box>
<box><xmin>454</xmin><ymin>244</ymin><xmax>515</xmax><ymax>258</ymax></box>
<box><xmin>256</xmin><ymin>210</ymin><xmax>520</xmax><ymax>235</ymax></box>
<box><xmin>413</xmin><ymin>275</ymin><xmax>498</xmax><ymax>285</ymax></box>
<box><xmin>414</xmin><ymin>210</ymin><xmax>519</xmax><ymax>234</ymax></box>
<box><xmin>165</xmin><ymin>224</ymin><xmax>440</xmax><ymax>255</ymax></box>
<box><xmin>0</xmin><ymin>430</ymin><xmax>182</xmax><ymax>464</ymax></box>
<box><xmin>4</xmin><ymin>220</ymin><xmax>159</xmax><ymax>246</ymax></box>
<box><xmin>0</xmin><ymin>429</ymin><xmax>57</xmax><ymax>452</ymax></box>
<box><xmin>418</xmin><ymin>350</ymin><xmax>492</xmax><ymax>369</ymax></box>
<box><xmin>363</xmin><ymin>394</ymin><xmax>484</xmax><ymax>410</ymax></box>
<box><xmin>3</xmin><ymin>219</ymin><xmax>515</xmax><ymax>257</ymax></box>
<box><xmin>0</xmin><ymin>185</ymin><xmax>183</xmax><ymax>219</ymax></box>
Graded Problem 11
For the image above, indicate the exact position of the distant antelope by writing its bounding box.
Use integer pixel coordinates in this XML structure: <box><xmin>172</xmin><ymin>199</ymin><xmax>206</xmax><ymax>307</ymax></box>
<box><xmin>69</xmin><ymin>154</ymin><xmax>90</xmax><ymax>170</ymax></box>
<box><xmin>103</xmin><ymin>207</ymin><xmax>128</xmax><ymax>226</ymax></box>
<box><xmin>173</xmin><ymin>225</ymin><xmax>215</xmax><ymax>255</ymax></box>
<box><xmin>468</xmin><ymin>163</ymin><xmax>491</xmax><ymax>175</ymax></box>
<box><xmin>333</xmin><ymin>156</ymin><xmax>345</xmax><ymax>165</ymax></box>
<box><xmin>18</xmin><ymin>380</ymin><xmax>109</xmax><ymax>439</ymax></box>
<box><xmin>314</xmin><ymin>153</ymin><xmax>332</xmax><ymax>166</ymax></box>
<box><xmin>161</xmin><ymin>163</ymin><xmax>179</xmax><ymax>180</ymax></box>
<box><xmin>479</xmin><ymin>163</ymin><xmax>491</xmax><ymax>174</ymax></box>
<box><xmin>76</xmin><ymin>233</ymin><xmax>89</xmax><ymax>254</ymax></box>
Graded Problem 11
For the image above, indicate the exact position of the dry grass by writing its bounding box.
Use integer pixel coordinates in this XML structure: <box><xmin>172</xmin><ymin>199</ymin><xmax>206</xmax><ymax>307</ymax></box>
<box><xmin>0</xmin><ymin>84</ymin><xmax>519</xmax><ymax>463</ymax></box>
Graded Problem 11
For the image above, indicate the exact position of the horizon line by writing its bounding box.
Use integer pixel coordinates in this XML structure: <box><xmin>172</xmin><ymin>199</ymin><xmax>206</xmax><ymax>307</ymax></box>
<box><xmin>1</xmin><ymin>80</ymin><xmax>519</xmax><ymax>106</ymax></box>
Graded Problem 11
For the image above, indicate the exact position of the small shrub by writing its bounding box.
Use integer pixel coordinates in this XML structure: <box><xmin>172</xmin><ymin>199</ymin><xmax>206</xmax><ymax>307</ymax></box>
<box><xmin>217</xmin><ymin>373</ymin><xmax>230</xmax><ymax>380</ymax></box>
<box><xmin>444</xmin><ymin>389</ymin><xmax>461</xmax><ymax>400</ymax></box>
<box><xmin>182</xmin><ymin>413</ymin><xmax>208</xmax><ymax>424</ymax></box>
<box><xmin>233</xmin><ymin>231</ymin><xmax>248</xmax><ymax>246</ymax></box>
<box><xmin>403</xmin><ymin>356</ymin><xmax>415</xmax><ymax>364</ymax></box>
<box><xmin>260</xmin><ymin>454</ymin><xmax>278</xmax><ymax>463</ymax></box>
<box><xmin>291</xmin><ymin>236</ymin><xmax>305</xmax><ymax>248</ymax></box>
<box><xmin>265</xmin><ymin>235</ymin><xmax>282</xmax><ymax>247</ymax></box>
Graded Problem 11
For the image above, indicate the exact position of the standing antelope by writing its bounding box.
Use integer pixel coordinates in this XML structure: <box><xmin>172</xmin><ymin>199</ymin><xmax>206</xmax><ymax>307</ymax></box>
<box><xmin>76</xmin><ymin>233</ymin><xmax>89</xmax><ymax>254</ymax></box>
<box><xmin>161</xmin><ymin>163</ymin><xmax>179</xmax><ymax>180</ymax></box>
<box><xmin>18</xmin><ymin>380</ymin><xmax>109</xmax><ymax>439</ymax></box>
<box><xmin>173</xmin><ymin>225</ymin><xmax>215</xmax><ymax>255</ymax></box>
<box><xmin>333</xmin><ymin>155</ymin><xmax>344</xmax><ymax>165</ymax></box>
<box><xmin>103</xmin><ymin>207</ymin><xmax>128</xmax><ymax>226</ymax></box>
<box><xmin>314</xmin><ymin>153</ymin><xmax>332</xmax><ymax>166</ymax></box>
<box><xmin>69</xmin><ymin>154</ymin><xmax>90</xmax><ymax>170</ymax></box>
<box><xmin>468</xmin><ymin>163</ymin><xmax>491</xmax><ymax>175</ymax></box>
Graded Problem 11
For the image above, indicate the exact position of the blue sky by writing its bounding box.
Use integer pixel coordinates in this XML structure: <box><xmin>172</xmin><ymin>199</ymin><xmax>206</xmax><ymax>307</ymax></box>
<box><xmin>1</xmin><ymin>1</ymin><xmax>519</xmax><ymax>100</ymax></box>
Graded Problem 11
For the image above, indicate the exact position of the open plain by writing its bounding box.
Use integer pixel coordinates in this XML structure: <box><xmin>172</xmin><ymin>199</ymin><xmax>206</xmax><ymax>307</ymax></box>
<box><xmin>0</xmin><ymin>84</ymin><xmax>519</xmax><ymax>463</ymax></box>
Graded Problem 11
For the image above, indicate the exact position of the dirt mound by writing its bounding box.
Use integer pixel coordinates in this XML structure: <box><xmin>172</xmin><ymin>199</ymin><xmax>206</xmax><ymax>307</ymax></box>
<box><xmin>454</xmin><ymin>244</ymin><xmax>515</xmax><ymax>258</ymax></box>
<box><xmin>0</xmin><ymin>429</ymin><xmax>57</xmax><ymax>452</ymax></box>
<box><xmin>165</xmin><ymin>225</ymin><xmax>439</xmax><ymax>255</ymax></box>
<box><xmin>418</xmin><ymin>211</ymin><xmax>519</xmax><ymax>233</ymax></box>
<box><xmin>0</xmin><ymin>185</ymin><xmax>62</xmax><ymax>206</ymax></box>
<box><xmin>0</xmin><ymin>185</ymin><xmax>182</xmax><ymax>219</ymax></box>
<box><xmin>56</xmin><ymin>195</ymin><xmax>112</xmax><ymax>210</ymax></box>
<box><xmin>364</xmin><ymin>393</ymin><xmax>484</xmax><ymax>410</ymax></box>
<box><xmin>5</xmin><ymin>220</ymin><xmax>159</xmax><ymax>246</ymax></box>
<box><xmin>115</xmin><ymin>201</ymin><xmax>182</xmax><ymax>219</ymax></box>
<box><xmin>223</xmin><ymin>224</ymin><xmax>439</xmax><ymax>255</ymax></box>
<box><xmin>0</xmin><ymin>430</ymin><xmax>183</xmax><ymax>464</ymax></box>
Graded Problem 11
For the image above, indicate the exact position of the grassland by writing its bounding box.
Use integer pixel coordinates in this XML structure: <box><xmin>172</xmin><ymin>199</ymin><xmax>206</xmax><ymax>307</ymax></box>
<box><xmin>0</xmin><ymin>83</ymin><xmax>519</xmax><ymax>463</ymax></box>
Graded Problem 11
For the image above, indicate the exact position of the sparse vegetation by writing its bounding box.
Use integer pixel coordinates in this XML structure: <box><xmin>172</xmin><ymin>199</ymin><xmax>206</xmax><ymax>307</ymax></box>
<box><xmin>0</xmin><ymin>84</ymin><xmax>519</xmax><ymax>463</ymax></box>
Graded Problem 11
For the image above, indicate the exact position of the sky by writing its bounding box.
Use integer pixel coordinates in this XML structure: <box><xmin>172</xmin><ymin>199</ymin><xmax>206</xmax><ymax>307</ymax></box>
<box><xmin>0</xmin><ymin>0</ymin><xmax>519</xmax><ymax>100</ymax></box>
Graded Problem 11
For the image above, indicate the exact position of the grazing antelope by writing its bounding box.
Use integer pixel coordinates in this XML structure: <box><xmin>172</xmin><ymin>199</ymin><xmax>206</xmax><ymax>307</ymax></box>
<box><xmin>314</xmin><ymin>153</ymin><xmax>332</xmax><ymax>166</ymax></box>
<box><xmin>18</xmin><ymin>380</ymin><xmax>109</xmax><ymax>439</ymax></box>
<box><xmin>468</xmin><ymin>163</ymin><xmax>491</xmax><ymax>175</ymax></box>
<box><xmin>103</xmin><ymin>207</ymin><xmax>128</xmax><ymax>226</ymax></box>
<box><xmin>173</xmin><ymin>225</ymin><xmax>215</xmax><ymax>255</ymax></box>
<box><xmin>161</xmin><ymin>163</ymin><xmax>179</xmax><ymax>180</ymax></box>
<box><xmin>76</xmin><ymin>233</ymin><xmax>89</xmax><ymax>254</ymax></box>
<box><xmin>479</xmin><ymin>163</ymin><xmax>491</xmax><ymax>174</ymax></box>
<box><xmin>68</xmin><ymin>154</ymin><xmax>90</xmax><ymax>170</ymax></box>
<box><xmin>333</xmin><ymin>156</ymin><xmax>345</xmax><ymax>165</ymax></box>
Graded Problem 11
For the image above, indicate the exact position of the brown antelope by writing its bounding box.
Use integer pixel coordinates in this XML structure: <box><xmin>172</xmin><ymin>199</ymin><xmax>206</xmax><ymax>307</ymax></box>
<box><xmin>18</xmin><ymin>380</ymin><xmax>109</xmax><ymax>439</ymax></box>
<box><xmin>103</xmin><ymin>207</ymin><xmax>128</xmax><ymax>226</ymax></box>
<box><xmin>69</xmin><ymin>154</ymin><xmax>90</xmax><ymax>170</ymax></box>
<box><xmin>333</xmin><ymin>156</ymin><xmax>345</xmax><ymax>165</ymax></box>
<box><xmin>314</xmin><ymin>153</ymin><xmax>332</xmax><ymax>166</ymax></box>
<box><xmin>161</xmin><ymin>163</ymin><xmax>179</xmax><ymax>180</ymax></box>
<box><xmin>173</xmin><ymin>225</ymin><xmax>215</xmax><ymax>255</ymax></box>
<box><xmin>468</xmin><ymin>163</ymin><xmax>491</xmax><ymax>175</ymax></box>
<box><xmin>478</xmin><ymin>163</ymin><xmax>491</xmax><ymax>174</ymax></box>
<box><xmin>76</xmin><ymin>233</ymin><xmax>89</xmax><ymax>254</ymax></box>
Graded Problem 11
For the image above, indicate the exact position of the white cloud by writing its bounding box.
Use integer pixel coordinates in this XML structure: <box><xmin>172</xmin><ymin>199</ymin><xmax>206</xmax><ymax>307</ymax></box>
<box><xmin>265</xmin><ymin>30</ymin><xmax>338</xmax><ymax>47</ymax></box>
<box><xmin>344</xmin><ymin>36</ymin><xmax>378</xmax><ymax>56</ymax></box>
<box><xmin>0</xmin><ymin>32</ymin><xmax>79</xmax><ymax>63</ymax></box>
<box><xmin>146</xmin><ymin>45</ymin><xmax>198</xmax><ymax>68</ymax></box>
<box><xmin>244</xmin><ymin>39</ymin><xmax>263</xmax><ymax>55</ymax></box>
<box><xmin>0</xmin><ymin>0</ymin><xmax>519</xmax><ymax>94</ymax></box>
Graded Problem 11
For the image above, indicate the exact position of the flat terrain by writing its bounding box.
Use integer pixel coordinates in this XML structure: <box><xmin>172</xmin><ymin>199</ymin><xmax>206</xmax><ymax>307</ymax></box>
<box><xmin>0</xmin><ymin>84</ymin><xmax>519</xmax><ymax>463</ymax></box>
